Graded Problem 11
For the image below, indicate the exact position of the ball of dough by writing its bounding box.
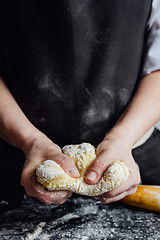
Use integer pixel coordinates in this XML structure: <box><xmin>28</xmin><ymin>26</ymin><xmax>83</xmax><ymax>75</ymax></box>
<box><xmin>36</xmin><ymin>143</ymin><xmax>130</xmax><ymax>196</ymax></box>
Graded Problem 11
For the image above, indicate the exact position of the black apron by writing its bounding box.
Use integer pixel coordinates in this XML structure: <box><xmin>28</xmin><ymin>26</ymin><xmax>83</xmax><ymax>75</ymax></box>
<box><xmin>1</xmin><ymin>1</ymin><xmax>159</xmax><ymax>201</ymax></box>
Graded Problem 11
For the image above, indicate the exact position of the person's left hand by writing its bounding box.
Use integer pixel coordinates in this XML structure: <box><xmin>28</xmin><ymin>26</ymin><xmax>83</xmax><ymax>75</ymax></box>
<box><xmin>84</xmin><ymin>132</ymin><xmax>141</xmax><ymax>204</ymax></box>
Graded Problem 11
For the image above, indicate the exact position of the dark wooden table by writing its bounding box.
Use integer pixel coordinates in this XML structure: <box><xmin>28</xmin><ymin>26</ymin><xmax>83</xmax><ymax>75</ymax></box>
<box><xmin>0</xmin><ymin>194</ymin><xmax>160</xmax><ymax>240</ymax></box>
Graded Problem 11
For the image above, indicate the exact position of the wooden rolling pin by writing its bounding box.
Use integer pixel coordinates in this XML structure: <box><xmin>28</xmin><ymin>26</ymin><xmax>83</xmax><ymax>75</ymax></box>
<box><xmin>121</xmin><ymin>185</ymin><xmax>160</xmax><ymax>212</ymax></box>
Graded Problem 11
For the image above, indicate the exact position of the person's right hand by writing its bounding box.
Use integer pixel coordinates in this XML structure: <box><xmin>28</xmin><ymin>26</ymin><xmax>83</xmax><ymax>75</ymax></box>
<box><xmin>20</xmin><ymin>131</ymin><xmax>80</xmax><ymax>205</ymax></box>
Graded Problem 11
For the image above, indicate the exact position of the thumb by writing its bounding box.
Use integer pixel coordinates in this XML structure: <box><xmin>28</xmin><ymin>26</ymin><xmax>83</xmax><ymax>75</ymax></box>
<box><xmin>85</xmin><ymin>150</ymin><xmax>113</xmax><ymax>184</ymax></box>
<box><xmin>52</xmin><ymin>152</ymin><xmax>80</xmax><ymax>178</ymax></box>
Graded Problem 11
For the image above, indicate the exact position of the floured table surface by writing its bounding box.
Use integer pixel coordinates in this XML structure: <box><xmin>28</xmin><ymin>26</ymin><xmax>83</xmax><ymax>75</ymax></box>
<box><xmin>0</xmin><ymin>194</ymin><xmax>160</xmax><ymax>240</ymax></box>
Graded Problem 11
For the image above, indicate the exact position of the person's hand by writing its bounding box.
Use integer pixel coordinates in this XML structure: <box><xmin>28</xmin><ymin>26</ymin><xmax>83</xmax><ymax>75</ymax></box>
<box><xmin>85</xmin><ymin>131</ymin><xmax>141</xmax><ymax>204</ymax></box>
<box><xmin>20</xmin><ymin>131</ymin><xmax>80</xmax><ymax>205</ymax></box>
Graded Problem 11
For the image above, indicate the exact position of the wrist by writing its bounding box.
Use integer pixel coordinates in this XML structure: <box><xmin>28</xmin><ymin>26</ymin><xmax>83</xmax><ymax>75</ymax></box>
<box><xmin>104</xmin><ymin>126</ymin><xmax>134</xmax><ymax>149</ymax></box>
<box><xmin>21</xmin><ymin>128</ymin><xmax>61</xmax><ymax>157</ymax></box>
<box><xmin>20</xmin><ymin>128</ymin><xmax>45</xmax><ymax>154</ymax></box>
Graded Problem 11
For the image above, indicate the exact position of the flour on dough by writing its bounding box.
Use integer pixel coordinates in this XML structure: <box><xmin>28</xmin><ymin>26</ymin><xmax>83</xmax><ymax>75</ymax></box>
<box><xmin>36</xmin><ymin>143</ymin><xmax>130</xmax><ymax>196</ymax></box>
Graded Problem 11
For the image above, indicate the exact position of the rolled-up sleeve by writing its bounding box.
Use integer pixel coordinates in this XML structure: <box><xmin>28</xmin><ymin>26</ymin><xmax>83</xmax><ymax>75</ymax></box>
<box><xmin>142</xmin><ymin>0</ymin><xmax>160</xmax><ymax>76</ymax></box>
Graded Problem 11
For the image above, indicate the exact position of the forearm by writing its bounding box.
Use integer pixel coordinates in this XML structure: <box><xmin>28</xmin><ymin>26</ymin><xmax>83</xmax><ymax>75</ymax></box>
<box><xmin>0</xmin><ymin>77</ymin><xmax>79</xmax><ymax>204</ymax></box>
<box><xmin>0</xmin><ymin>77</ymin><xmax>40</xmax><ymax>151</ymax></box>
<box><xmin>108</xmin><ymin>70</ymin><xmax>160</xmax><ymax>147</ymax></box>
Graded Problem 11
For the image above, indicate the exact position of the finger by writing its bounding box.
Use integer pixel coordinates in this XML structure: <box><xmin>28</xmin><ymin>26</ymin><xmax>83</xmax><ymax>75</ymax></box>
<box><xmin>93</xmin><ymin>196</ymin><xmax>99</xmax><ymax>200</ymax></box>
<box><xmin>100</xmin><ymin>187</ymin><xmax>137</xmax><ymax>204</ymax></box>
<box><xmin>45</xmin><ymin>193</ymin><xmax>69</xmax><ymax>205</ymax></box>
<box><xmin>52</xmin><ymin>153</ymin><xmax>80</xmax><ymax>178</ymax></box>
<box><xmin>33</xmin><ymin>188</ymin><xmax>70</xmax><ymax>205</ymax></box>
<box><xmin>45</xmin><ymin>190</ymin><xmax>72</xmax><ymax>200</ymax></box>
<box><xmin>93</xmin><ymin>185</ymin><xmax>137</xmax><ymax>201</ymax></box>
<box><xmin>85</xmin><ymin>149</ymin><xmax>115</xmax><ymax>184</ymax></box>
<box><xmin>25</xmin><ymin>173</ymin><xmax>69</xmax><ymax>203</ymax></box>
<box><xmin>43</xmin><ymin>191</ymin><xmax>72</xmax><ymax>205</ymax></box>
<box><xmin>34</xmin><ymin>181</ymin><xmax>70</xmax><ymax>202</ymax></box>
<box><xmin>45</xmin><ymin>191</ymin><xmax>70</xmax><ymax>205</ymax></box>
<box><xmin>37</xmin><ymin>195</ymin><xmax>68</xmax><ymax>205</ymax></box>
<box><xmin>25</xmin><ymin>186</ymin><xmax>53</xmax><ymax>205</ymax></box>
<box><xmin>56</xmin><ymin>198</ymin><xmax>68</xmax><ymax>205</ymax></box>
<box><xmin>66</xmin><ymin>191</ymin><xmax>73</xmax><ymax>198</ymax></box>
<box><xmin>101</xmin><ymin>171</ymin><xmax>140</xmax><ymax>199</ymax></box>
<box><xmin>96</xmin><ymin>140</ymin><xmax>108</xmax><ymax>155</ymax></box>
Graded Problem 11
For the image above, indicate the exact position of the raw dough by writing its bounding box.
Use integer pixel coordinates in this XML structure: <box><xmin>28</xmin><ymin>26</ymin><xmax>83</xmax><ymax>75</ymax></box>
<box><xmin>36</xmin><ymin>143</ymin><xmax>130</xmax><ymax>196</ymax></box>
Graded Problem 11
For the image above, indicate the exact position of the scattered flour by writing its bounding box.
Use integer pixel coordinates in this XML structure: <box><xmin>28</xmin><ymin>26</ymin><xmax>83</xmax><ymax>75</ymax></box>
<box><xmin>25</xmin><ymin>222</ymin><xmax>46</xmax><ymax>240</ymax></box>
<box><xmin>24</xmin><ymin>213</ymin><xmax>79</xmax><ymax>240</ymax></box>
<box><xmin>2</xmin><ymin>193</ymin><xmax>160</xmax><ymax>240</ymax></box>
<box><xmin>50</xmin><ymin>213</ymin><xmax>80</xmax><ymax>227</ymax></box>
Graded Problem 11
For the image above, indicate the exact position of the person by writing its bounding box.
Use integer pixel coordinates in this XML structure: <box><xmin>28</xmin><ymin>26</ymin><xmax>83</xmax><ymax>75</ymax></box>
<box><xmin>0</xmin><ymin>0</ymin><xmax>160</xmax><ymax>205</ymax></box>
